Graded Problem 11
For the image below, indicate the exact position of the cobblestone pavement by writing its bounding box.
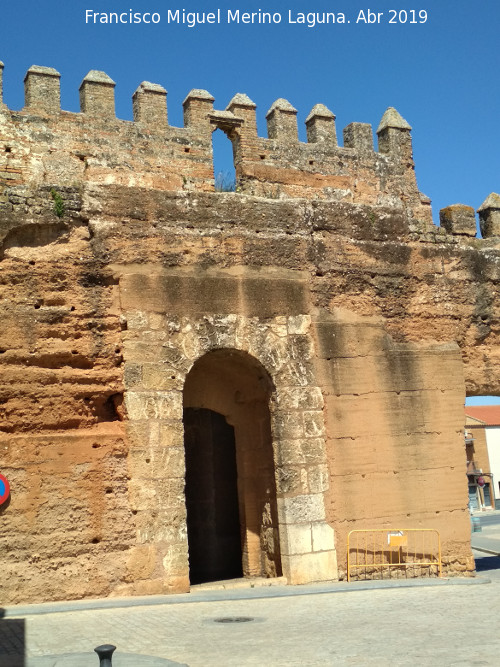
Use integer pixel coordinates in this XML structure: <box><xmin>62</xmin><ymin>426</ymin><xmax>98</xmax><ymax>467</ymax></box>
<box><xmin>1</xmin><ymin>574</ymin><xmax>500</xmax><ymax>667</ymax></box>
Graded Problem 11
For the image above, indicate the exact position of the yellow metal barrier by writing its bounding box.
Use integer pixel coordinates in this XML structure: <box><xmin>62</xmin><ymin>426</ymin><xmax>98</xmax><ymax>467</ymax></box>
<box><xmin>347</xmin><ymin>529</ymin><xmax>442</xmax><ymax>581</ymax></box>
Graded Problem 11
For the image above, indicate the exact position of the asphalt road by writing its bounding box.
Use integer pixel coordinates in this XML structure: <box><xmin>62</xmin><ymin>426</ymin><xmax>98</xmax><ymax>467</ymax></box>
<box><xmin>473</xmin><ymin>551</ymin><xmax>500</xmax><ymax>578</ymax></box>
<box><xmin>473</xmin><ymin>512</ymin><xmax>500</xmax><ymax>527</ymax></box>
<box><xmin>471</xmin><ymin>509</ymin><xmax>500</xmax><ymax>578</ymax></box>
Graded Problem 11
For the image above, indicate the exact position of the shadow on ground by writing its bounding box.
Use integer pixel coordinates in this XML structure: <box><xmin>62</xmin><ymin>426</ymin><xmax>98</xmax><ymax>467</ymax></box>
<box><xmin>0</xmin><ymin>606</ymin><xmax>188</xmax><ymax>667</ymax></box>
<box><xmin>474</xmin><ymin>554</ymin><xmax>500</xmax><ymax>573</ymax></box>
<box><xmin>0</xmin><ymin>607</ymin><xmax>25</xmax><ymax>667</ymax></box>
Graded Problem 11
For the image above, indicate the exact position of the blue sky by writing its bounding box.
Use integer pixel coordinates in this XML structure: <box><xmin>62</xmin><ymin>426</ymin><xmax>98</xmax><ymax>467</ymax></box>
<box><xmin>1</xmin><ymin>2</ymin><xmax>499</xmax><ymax>405</ymax></box>
<box><xmin>466</xmin><ymin>396</ymin><xmax>500</xmax><ymax>406</ymax></box>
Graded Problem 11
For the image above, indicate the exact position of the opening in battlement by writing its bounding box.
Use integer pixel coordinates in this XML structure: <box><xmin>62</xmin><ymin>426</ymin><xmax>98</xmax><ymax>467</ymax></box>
<box><xmin>212</xmin><ymin>128</ymin><xmax>236</xmax><ymax>192</ymax></box>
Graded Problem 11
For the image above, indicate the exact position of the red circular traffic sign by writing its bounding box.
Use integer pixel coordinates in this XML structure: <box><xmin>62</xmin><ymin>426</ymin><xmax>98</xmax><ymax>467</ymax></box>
<box><xmin>477</xmin><ymin>476</ymin><xmax>485</xmax><ymax>488</ymax></box>
<box><xmin>0</xmin><ymin>473</ymin><xmax>10</xmax><ymax>505</ymax></box>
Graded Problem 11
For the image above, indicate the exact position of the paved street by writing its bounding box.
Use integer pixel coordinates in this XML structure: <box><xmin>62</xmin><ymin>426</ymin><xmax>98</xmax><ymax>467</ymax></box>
<box><xmin>1</xmin><ymin>573</ymin><xmax>499</xmax><ymax>667</ymax></box>
<box><xmin>471</xmin><ymin>509</ymin><xmax>500</xmax><ymax>560</ymax></box>
<box><xmin>1</xmin><ymin>515</ymin><xmax>499</xmax><ymax>667</ymax></box>
<box><xmin>472</xmin><ymin>512</ymin><xmax>500</xmax><ymax>528</ymax></box>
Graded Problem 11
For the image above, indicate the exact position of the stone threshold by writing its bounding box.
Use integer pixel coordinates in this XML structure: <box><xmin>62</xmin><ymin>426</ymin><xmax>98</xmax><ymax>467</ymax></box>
<box><xmin>190</xmin><ymin>575</ymin><xmax>288</xmax><ymax>591</ymax></box>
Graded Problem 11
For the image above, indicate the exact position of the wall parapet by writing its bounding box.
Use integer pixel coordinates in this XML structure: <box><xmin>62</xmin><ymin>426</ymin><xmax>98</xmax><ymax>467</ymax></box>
<box><xmin>0</xmin><ymin>60</ymin><xmax>491</xmax><ymax>235</ymax></box>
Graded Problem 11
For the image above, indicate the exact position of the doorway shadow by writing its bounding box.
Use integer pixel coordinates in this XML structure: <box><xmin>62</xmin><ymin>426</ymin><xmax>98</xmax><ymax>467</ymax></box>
<box><xmin>184</xmin><ymin>407</ymin><xmax>243</xmax><ymax>584</ymax></box>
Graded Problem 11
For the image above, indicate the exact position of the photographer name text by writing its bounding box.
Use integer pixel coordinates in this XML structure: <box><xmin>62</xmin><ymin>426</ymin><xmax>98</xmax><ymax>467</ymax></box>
<box><xmin>84</xmin><ymin>8</ymin><xmax>429</xmax><ymax>28</ymax></box>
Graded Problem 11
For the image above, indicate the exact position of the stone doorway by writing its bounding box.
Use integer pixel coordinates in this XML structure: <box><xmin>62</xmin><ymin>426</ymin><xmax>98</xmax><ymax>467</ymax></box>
<box><xmin>183</xmin><ymin>349</ymin><xmax>282</xmax><ymax>584</ymax></box>
<box><xmin>184</xmin><ymin>407</ymin><xmax>243</xmax><ymax>584</ymax></box>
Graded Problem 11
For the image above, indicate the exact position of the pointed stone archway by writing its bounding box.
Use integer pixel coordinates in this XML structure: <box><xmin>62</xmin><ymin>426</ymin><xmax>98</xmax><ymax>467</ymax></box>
<box><xmin>183</xmin><ymin>348</ymin><xmax>282</xmax><ymax>583</ymax></box>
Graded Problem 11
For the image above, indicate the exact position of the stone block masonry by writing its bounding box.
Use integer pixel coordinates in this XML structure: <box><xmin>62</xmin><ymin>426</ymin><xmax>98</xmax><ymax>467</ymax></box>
<box><xmin>0</xmin><ymin>59</ymin><xmax>498</xmax><ymax>603</ymax></box>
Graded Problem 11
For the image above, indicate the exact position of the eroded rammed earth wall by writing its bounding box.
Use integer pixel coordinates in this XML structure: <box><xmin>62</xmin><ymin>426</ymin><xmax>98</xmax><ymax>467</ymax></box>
<box><xmin>1</xmin><ymin>61</ymin><xmax>499</xmax><ymax>603</ymax></box>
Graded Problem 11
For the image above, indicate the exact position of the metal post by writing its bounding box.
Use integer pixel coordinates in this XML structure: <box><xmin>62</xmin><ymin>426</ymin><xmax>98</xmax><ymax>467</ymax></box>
<box><xmin>95</xmin><ymin>644</ymin><xmax>116</xmax><ymax>667</ymax></box>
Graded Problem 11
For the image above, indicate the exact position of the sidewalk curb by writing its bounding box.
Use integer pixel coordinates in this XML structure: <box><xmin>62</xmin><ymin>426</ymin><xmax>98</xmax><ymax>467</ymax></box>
<box><xmin>472</xmin><ymin>545</ymin><xmax>500</xmax><ymax>556</ymax></box>
<box><xmin>2</xmin><ymin>576</ymin><xmax>492</xmax><ymax>618</ymax></box>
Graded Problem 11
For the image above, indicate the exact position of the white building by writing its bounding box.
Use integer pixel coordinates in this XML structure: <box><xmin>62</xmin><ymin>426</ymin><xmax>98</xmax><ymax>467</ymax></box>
<box><xmin>466</xmin><ymin>406</ymin><xmax>500</xmax><ymax>509</ymax></box>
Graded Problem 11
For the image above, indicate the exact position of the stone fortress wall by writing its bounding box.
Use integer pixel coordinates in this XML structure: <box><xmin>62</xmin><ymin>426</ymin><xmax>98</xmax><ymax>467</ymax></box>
<box><xmin>1</xmin><ymin>61</ymin><xmax>499</xmax><ymax>603</ymax></box>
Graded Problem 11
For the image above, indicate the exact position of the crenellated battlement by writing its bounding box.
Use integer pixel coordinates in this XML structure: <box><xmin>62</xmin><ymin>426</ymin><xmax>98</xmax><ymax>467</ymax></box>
<box><xmin>0</xmin><ymin>61</ymin><xmax>413</xmax><ymax>150</ymax></box>
<box><xmin>0</xmin><ymin>60</ymin><xmax>434</xmax><ymax>223</ymax></box>
<box><xmin>1</xmin><ymin>61</ymin><xmax>497</xmax><ymax>237</ymax></box>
